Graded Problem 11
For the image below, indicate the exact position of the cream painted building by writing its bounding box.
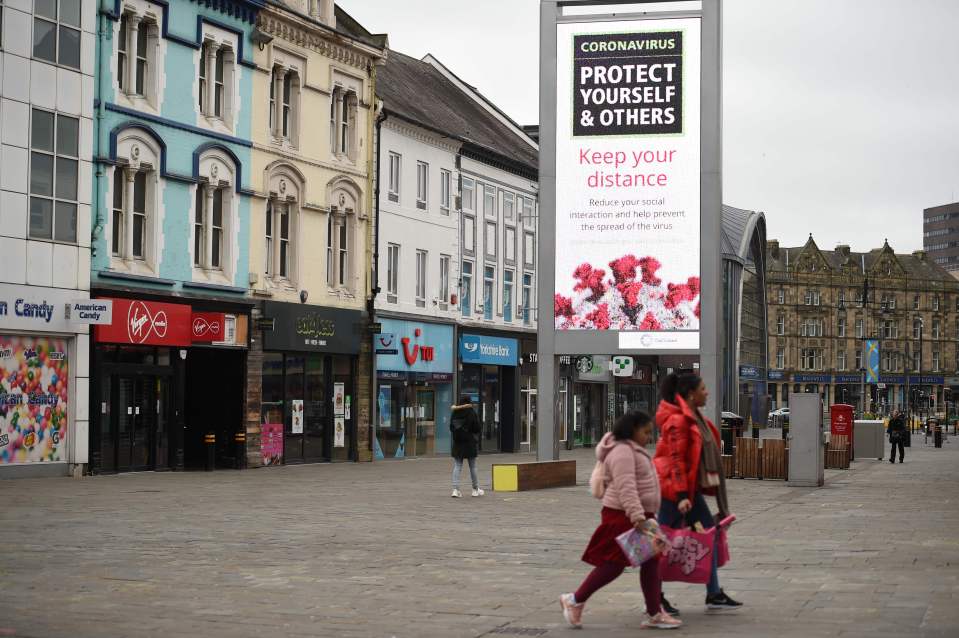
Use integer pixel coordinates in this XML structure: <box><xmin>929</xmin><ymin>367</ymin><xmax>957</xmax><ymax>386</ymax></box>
<box><xmin>245</xmin><ymin>1</ymin><xmax>386</xmax><ymax>465</ymax></box>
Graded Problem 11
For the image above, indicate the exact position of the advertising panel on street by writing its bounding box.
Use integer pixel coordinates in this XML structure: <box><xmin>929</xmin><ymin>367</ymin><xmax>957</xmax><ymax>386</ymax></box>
<box><xmin>865</xmin><ymin>339</ymin><xmax>880</xmax><ymax>383</ymax></box>
<box><xmin>553</xmin><ymin>17</ymin><xmax>702</xmax><ymax>350</ymax></box>
<box><xmin>0</xmin><ymin>336</ymin><xmax>69</xmax><ymax>465</ymax></box>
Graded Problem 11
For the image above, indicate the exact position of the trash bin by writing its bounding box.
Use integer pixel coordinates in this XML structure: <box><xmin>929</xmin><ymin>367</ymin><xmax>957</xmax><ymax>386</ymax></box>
<box><xmin>935</xmin><ymin>424</ymin><xmax>943</xmax><ymax>448</ymax></box>
<box><xmin>721</xmin><ymin>411</ymin><xmax>744</xmax><ymax>454</ymax></box>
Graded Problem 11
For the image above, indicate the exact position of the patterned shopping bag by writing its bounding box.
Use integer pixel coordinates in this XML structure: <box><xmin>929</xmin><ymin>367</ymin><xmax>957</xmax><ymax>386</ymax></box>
<box><xmin>659</xmin><ymin>524</ymin><xmax>721</xmax><ymax>584</ymax></box>
<box><xmin>615</xmin><ymin>524</ymin><xmax>668</xmax><ymax>568</ymax></box>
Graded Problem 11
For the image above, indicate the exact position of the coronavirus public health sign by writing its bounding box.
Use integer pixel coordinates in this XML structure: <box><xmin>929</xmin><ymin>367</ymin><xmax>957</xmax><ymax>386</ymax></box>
<box><xmin>573</xmin><ymin>31</ymin><xmax>683</xmax><ymax>137</ymax></box>
<box><xmin>554</xmin><ymin>18</ymin><xmax>701</xmax><ymax>350</ymax></box>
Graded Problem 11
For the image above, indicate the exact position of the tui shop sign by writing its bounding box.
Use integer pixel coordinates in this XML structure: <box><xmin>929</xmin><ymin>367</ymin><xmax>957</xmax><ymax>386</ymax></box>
<box><xmin>375</xmin><ymin>319</ymin><xmax>453</xmax><ymax>374</ymax></box>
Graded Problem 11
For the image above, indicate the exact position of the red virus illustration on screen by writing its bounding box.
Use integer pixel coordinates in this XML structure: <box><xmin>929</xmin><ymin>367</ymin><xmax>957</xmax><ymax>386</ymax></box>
<box><xmin>555</xmin><ymin>254</ymin><xmax>700</xmax><ymax>330</ymax></box>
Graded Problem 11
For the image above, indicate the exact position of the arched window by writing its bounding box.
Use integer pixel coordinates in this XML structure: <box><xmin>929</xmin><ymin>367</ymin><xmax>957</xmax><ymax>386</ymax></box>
<box><xmin>326</xmin><ymin>176</ymin><xmax>363</xmax><ymax>292</ymax></box>
<box><xmin>110</xmin><ymin>128</ymin><xmax>163</xmax><ymax>273</ymax></box>
<box><xmin>264</xmin><ymin>164</ymin><xmax>303</xmax><ymax>286</ymax></box>
<box><xmin>194</xmin><ymin>148</ymin><xmax>239</xmax><ymax>281</ymax></box>
<box><xmin>116</xmin><ymin>9</ymin><xmax>159</xmax><ymax>108</ymax></box>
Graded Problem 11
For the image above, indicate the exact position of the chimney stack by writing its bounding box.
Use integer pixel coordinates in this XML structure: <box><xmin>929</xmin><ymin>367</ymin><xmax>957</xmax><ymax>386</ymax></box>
<box><xmin>767</xmin><ymin>239</ymin><xmax>780</xmax><ymax>260</ymax></box>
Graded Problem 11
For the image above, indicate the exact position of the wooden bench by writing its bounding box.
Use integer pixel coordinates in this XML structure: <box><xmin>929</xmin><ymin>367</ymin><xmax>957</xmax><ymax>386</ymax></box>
<box><xmin>762</xmin><ymin>439</ymin><xmax>788</xmax><ymax>480</ymax></box>
<box><xmin>735</xmin><ymin>437</ymin><xmax>761</xmax><ymax>479</ymax></box>
<box><xmin>492</xmin><ymin>460</ymin><xmax>577</xmax><ymax>492</ymax></box>
<box><xmin>721</xmin><ymin>454</ymin><xmax>734</xmax><ymax>479</ymax></box>
<box><xmin>825</xmin><ymin>434</ymin><xmax>851</xmax><ymax>469</ymax></box>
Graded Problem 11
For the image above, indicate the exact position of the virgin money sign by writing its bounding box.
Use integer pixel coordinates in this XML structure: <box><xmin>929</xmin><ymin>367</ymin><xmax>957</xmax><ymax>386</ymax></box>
<box><xmin>94</xmin><ymin>298</ymin><xmax>192</xmax><ymax>346</ymax></box>
<box><xmin>554</xmin><ymin>18</ymin><xmax>701</xmax><ymax>350</ymax></box>
<box><xmin>191</xmin><ymin>312</ymin><xmax>226</xmax><ymax>343</ymax></box>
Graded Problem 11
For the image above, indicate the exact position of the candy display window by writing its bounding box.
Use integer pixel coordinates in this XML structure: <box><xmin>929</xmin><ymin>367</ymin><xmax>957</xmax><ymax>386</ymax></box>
<box><xmin>0</xmin><ymin>336</ymin><xmax>70</xmax><ymax>465</ymax></box>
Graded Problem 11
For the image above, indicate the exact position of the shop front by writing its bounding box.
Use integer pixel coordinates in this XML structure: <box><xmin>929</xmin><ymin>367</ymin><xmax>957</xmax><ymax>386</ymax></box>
<box><xmin>259</xmin><ymin>302</ymin><xmax>361</xmax><ymax>465</ymax></box>
<box><xmin>0</xmin><ymin>284</ymin><xmax>91</xmax><ymax>477</ymax></box>
<box><xmin>614</xmin><ymin>362</ymin><xmax>656</xmax><ymax>419</ymax></box>
<box><xmin>767</xmin><ymin>370</ymin><xmax>786</xmax><ymax>410</ymax></box>
<box><xmin>374</xmin><ymin>319</ymin><xmax>454</xmax><ymax>459</ymax></box>
<box><xmin>91</xmin><ymin>296</ymin><xmax>249</xmax><ymax>473</ymax></box>
<box><xmin>459</xmin><ymin>332</ymin><xmax>519</xmax><ymax>453</ymax></box>
<box><xmin>572</xmin><ymin>355</ymin><xmax>614</xmax><ymax>447</ymax></box>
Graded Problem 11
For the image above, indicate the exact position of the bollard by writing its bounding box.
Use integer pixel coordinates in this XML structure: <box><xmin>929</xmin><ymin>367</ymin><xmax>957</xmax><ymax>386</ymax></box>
<box><xmin>234</xmin><ymin>431</ymin><xmax>246</xmax><ymax>470</ymax></box>
<box><xmin>204</xmin><ymin>433</ymin><xmax>216</xmax><ymax>471</ymax></box>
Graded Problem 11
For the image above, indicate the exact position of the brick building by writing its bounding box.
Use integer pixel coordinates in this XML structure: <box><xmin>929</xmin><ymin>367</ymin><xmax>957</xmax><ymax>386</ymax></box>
<box><xmin>766</xmin><ymin>236</ymin><xmax>959</xmax><ymax>418</ymax></box>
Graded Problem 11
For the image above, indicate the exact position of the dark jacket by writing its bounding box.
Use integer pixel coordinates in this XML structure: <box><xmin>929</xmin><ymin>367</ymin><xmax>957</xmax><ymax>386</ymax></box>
<box><xmin>888</xmin><ymin>415</ymin><xmax>907</xmax><ymax>440</ymax></box>
<box><xmin>450</xmin><ymin>403</ymin><xmax>481</xmax><ymax>459</ymax></box>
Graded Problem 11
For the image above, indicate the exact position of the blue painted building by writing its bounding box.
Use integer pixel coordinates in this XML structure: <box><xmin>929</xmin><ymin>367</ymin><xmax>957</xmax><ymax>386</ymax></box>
<box><xmin>88</xmin><ymin>0</ymin><xmax>263</xmax><ymax>473</ymax></box>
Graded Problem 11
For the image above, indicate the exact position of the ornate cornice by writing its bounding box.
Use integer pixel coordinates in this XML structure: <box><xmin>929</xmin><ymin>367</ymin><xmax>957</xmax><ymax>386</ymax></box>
<box><xmin>257</xmin><ymin>10</ymin><xmax>377</xmax><ymax>72</ymax></box>
<box><xmin>385</xmin><ymin>119</ymin><xmax>459</xmax><ymax>154</ymax></box>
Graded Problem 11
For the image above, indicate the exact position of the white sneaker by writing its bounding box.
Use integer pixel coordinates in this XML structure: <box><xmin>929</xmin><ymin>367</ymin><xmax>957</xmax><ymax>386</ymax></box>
<box><xmin>472</xmin><ymin>488</ymin><xmax>485</xmax><ymax>497</ymax></box>
<box><xmin>451</xmin><ymin>489</ymin><xmax>462</xmax><ymax>498</ymax></box>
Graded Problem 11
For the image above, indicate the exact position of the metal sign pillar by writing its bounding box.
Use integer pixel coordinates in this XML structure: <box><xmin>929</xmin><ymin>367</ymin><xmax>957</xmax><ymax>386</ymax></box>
<box><xmin>538</xmin><ymin>0</ymin><xmax>723</xmax><ymax>461</ymax></box>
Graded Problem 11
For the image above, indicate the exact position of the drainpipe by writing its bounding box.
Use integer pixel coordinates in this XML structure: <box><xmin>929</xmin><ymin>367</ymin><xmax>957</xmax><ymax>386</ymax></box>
<box><xmin>92</xmin><ymin>0</ymin><xmax>110</xmax><ymax>256</ymax></box>
<box><xmin>373</xmin><ymin>110</ymin><xmax>387</xmax><ymax>300</ymax></box>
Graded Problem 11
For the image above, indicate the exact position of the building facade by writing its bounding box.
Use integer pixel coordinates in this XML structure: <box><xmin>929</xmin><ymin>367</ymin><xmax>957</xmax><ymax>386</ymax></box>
<box><xmin>88</xmin><ymin>0</ymin><xmax>264</xmax><ymax>473</ymax></box>
<box><xmin>923</xmin><ymin>201</ymin><xmax>959</xmax><ymax>277</ymax></box>
<box><xmin>0</xmin><ymin>0</ymin><xmax>95</xmax><ymax>477</ymax></box>
<box><xmin>766</xmin><ymin>236</ymin><xmax>959</xmax><ymax>418</ymax></box>
<box><xmin>721</xmin><ymin>206</ymin><xmax>768</xmax><ymax>423</ymax></box>
<box><xmin>373</xmin><ymin>51</ymin><xmax>539</xmax><ymax>457</ymax></box>
<box><xmin>246</xmin><ymin>1</ymin><xmax>385</xmax><ymax>466</ymax></box>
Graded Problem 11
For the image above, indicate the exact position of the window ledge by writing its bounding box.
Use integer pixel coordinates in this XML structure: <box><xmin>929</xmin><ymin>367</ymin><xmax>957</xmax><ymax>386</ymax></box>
<box><xmin>192</xmin><ymin>269</ymin><xmax>234</xmax><ymax>288</ymax></box>
<box><xmin>98</xmin><ymin>269</ymin><xmax>175</xmax><ymax>286</ymax></box>
<box><xmin>117</xmin><ymin>92</ymin><xmax>158</xmax><ymax>116</ymax></box>
<box><xmin>199</xmin><ymin>115</ymin><xmax>235</xmax><ymax>136</ymax></box>
<box><xmin>270</xmin><ymin>136</ymin><xmax>297</xmax><ymax>150</ymax></box>
<box><xmin>182</xmin><ymin>280</ymin><xmax>247</xmax><ymax>294</ymax></box>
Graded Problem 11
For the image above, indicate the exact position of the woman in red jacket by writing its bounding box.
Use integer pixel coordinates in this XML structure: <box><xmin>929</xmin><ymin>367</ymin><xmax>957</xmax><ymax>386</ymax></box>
<box><xmin>654</xmin><ymin>372</ymin><xmax>743</xmax><ymax>614</ymax></box>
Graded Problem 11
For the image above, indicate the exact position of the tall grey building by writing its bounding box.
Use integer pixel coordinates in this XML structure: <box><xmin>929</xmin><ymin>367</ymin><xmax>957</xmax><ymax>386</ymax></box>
<box><xmin>924</xmin><ymin>202</ymin><xmax>959</xmax><ymax>275</ymax></box>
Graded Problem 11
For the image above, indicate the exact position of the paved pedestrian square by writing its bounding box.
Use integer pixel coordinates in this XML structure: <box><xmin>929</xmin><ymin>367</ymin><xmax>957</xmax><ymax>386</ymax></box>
<box><xmin>2</xmin><ymin>437</ymin><xmax>958</xmax><ymax>637</ymax></box>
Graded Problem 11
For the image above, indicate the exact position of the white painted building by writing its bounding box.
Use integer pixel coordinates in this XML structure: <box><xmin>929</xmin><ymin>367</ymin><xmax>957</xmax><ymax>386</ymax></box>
<box><xmin>374</xmin><ymin>50</ymin><xmax>539</xmax><ymax>457</ymax></box>
<box><xmin>0</xmin><ymin>0</ymin><xmax>94</xmax><ymax>476</ymax></box>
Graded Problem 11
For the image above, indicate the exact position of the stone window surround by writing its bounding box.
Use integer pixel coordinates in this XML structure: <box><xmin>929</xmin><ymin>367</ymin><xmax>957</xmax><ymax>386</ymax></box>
<box><xmin>115</xmin><ymin>1</ymin><xmax>162</xmax><ymax>111</ymax></box>
<box><xmin>108</xmin><ymin>132</ymin><xmax>162</xmax><ymax>277</ymax></box>
<box><xmin>197</xmin><ymin>26</ymin><xmax>239</xmax><ymax>133</ymax></box>
<box><xmin>265</xmin><ymin>190</ymin><xmax>300</xmax><ymax>287</ymax></box>
<box><xmin>193</xmin><ymin>149</ymin><xmax>238</xmax><ymax>285</ymax></box>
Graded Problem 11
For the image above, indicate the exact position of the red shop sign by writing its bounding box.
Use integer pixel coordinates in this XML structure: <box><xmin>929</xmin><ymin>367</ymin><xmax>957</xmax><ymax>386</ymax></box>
<box><xmin>191</xmin><ymin>312</ymin><xmax>226</xmax><ymax>343</ymax></box>
<box><xmin>95</xmin><ymin>298</ymin><xmax>192</xmax><ymax>346</ymax></box>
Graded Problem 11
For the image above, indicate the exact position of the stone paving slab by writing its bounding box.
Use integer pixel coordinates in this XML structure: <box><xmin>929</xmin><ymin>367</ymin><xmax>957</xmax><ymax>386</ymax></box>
<box><xmin>1</xmin><ymin>438</ymin><xmax>958</xmax><ymax>637</ymax></box>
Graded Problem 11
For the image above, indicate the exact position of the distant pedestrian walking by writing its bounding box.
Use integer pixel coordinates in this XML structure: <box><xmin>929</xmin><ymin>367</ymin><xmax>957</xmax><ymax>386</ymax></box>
<box><xmin>888</xmin><ymin>411</ymin><xmax>906</xmax><ymax>463</ymax></box>
<box><xmin>559</xmin><ymin>412</ymin><xmax>681</xmax><ymax>630</ymax></box>
<box><xmin>450</xmin><ymin>397</ymin><xmax>483</xmax><ymax>498</ymax></box>
<box><xmin>655</xmin><ymin>372</ymin><xmax>742</xmax><ymax>615</ymax></box>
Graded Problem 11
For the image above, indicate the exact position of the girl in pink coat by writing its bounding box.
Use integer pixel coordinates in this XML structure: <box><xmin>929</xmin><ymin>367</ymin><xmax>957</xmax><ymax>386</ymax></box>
<box><xmin>560</xmin><ymin>411</ymin><xmax>681</xmax><ymax>630</ymax></box>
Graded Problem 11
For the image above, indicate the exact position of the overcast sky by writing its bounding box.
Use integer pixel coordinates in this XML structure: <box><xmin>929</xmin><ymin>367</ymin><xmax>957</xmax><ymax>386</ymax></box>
<box><xmin>339</xmin><ymin>0</ymin><xmax>959</xmax><ymax>253</ymax></box>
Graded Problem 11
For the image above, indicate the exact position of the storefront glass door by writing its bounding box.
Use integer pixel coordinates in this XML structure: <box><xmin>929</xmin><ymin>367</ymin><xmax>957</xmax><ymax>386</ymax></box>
<box><xmin>411</xmin><ymin>387</ymin><xmax>435</xmax><ymax>456</ymax></box>
<box><xmin>304</xmin><ymin>356</ymin><xmax>327</xmax><ymax>462</ymax></box>
<box><xmin>480</xmin><ymin>366</ymin><xmax>500</xmax><ymax>453</ymax></box>
<box><xmin>115</xmin><ymin>375</ymin><xmax>160</xmax><ymax>471</ymax></box>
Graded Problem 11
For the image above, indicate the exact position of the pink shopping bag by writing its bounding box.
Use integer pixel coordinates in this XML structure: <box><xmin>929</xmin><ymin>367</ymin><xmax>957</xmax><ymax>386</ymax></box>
<box><xmin>716</xmin><ymin>527</ymin><xmax>730</xmax><ymax>568</ymax></box>
<box><xmin>659</xmin><ymin>524</ymin><xmax>722</xmax><ymax>584</ymax></box>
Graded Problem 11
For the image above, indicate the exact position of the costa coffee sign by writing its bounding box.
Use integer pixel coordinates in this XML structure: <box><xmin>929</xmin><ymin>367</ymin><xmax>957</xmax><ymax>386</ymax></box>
<box><xmin>95</xmin><ymin>299</ymin><xmax>192</xmax><ymax>346</ymax></box>
<box><xmin>191</xmin><ymin>312</ymin><xmax>226</xmax><ymax>343</ymax></box>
